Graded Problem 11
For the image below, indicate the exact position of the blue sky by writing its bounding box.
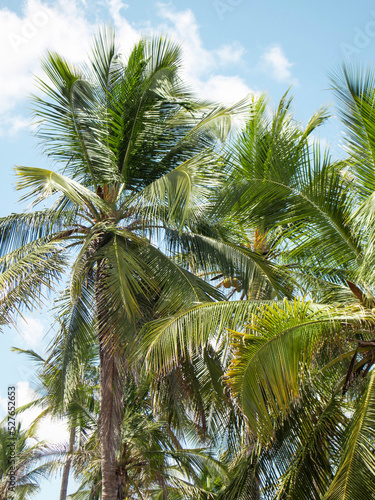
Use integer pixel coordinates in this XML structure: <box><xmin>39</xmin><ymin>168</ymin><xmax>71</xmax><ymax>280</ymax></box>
<box><xmin>0</xmin><ymin>0</ymin><xmax>375</xmax><ymax>497</ymax></box>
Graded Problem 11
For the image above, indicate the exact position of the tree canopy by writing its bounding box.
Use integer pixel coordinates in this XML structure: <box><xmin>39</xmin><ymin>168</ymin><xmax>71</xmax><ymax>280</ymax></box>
<box><xmin>1</xmin><ymin>29</ymin><xmax>375</xmax><ymax>500</ymax></box>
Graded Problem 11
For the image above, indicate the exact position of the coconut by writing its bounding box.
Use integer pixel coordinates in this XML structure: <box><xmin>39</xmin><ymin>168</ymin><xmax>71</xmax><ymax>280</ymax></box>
<box><xmin>222</xmin><ymin>278</ymin><xmax>232</xmax><ymax>288</ymax></box>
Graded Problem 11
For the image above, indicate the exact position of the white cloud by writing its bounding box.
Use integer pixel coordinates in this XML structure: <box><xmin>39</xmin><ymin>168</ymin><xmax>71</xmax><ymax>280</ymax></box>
<box><xmin>0</xmin><ymin>115</ymin><xmax>35</xmax><ymax>137</ymax></box>
<box><xmin>154</xmin><ymin>4</ymin><xmax>254</xmax><ymax>105</ymax></box>
<box><xmin>198</xmin><ymin>74</ymin><xmax>254</xmax><ymax>105</ymax></box>
<box><xmin>0</xmin><ymin>381</ymin><xmax>69</xmax><ymax>444</ymax></box>
<box><xmin>16</xmin><ymin>381</ymin><xmax>69</xmax><ymax>444</ymax></box>
<box><xmin>215</xmin><ymin>41</ymin><xmax>246</xmax><ymax>66</ymax></box>
<box><xmin>106</xmin><ymin>0</ymin><xmax>140</xmax><ymax>54</ymax></box>
<box><xmin>156</xmin><ymin>5</ymin><xmax>247</xmax><ymax>75</ymax></box>
<box><xmin>155</xmin><ymin>4</ymin><xmax>216</xmax><ymax>79</ymax></box>
<box><xmin>108</xmin><ymin>0</ymin><xmax>129</xmax><ymax>25</ymax></box>
<box><xmin>0</xmin><ymin>0</ymin><xmax>94</xmax><ymax>117</ymax></box>
<box><xmin>0</xmin><ymin>0</ymin><xmax>139</xmax><ymax>118</ymax></box>
<box><xmin>261</xmin><ymin>45</ymin><xmax>297</xmax><ymax>84</ymax></box>
<box><xmin>0</xmin><ymin>0</ymin><xmax>255</xmax><ymax>138</ymax></box>
<box><xmin>17</xmin><ymin>315</ymin><xmax>46</xmax><ymax>349</ymax></box>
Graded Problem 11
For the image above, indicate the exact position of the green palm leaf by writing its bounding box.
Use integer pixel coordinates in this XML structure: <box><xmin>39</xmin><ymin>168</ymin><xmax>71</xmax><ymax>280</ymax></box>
<box><xmin>226</xmin><ymin>300</ymin><xmax>363</xmax><ymax>442</ymax></box>
<box><xmin>15</xmin><ymin>167</ymin><xmax>110</xmax><ymax>217</ymax></box>
<box><xmin>323</xmin><ymin>368</ymin><xmax>375</xmax><ymax>500</ymax></box>
<box><xmin>139</xmin><ymin>300</ymin><xmax>274</xmax><ymax>375</ymax></box>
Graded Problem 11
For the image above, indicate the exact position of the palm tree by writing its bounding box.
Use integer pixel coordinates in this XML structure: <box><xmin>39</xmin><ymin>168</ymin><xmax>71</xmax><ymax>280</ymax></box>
<box><xmin>70</xmin><ymin>376</ymin><xmax>231</xmax><ymax>499</ymax></box>
<box><xmin>222</xmin><ymin>66</ymin><xmax>375</xmax><ymax>499</ymax></box>
<box><xmin>139</xmin><ymin>70</ymin><xmax>375</xmax><ymax>498</ymax></box>
<box><xmin>220</xmin><ymin>72</ymin><xmax>369</xmax><ymax>307</ymax></box>
<box><xmin>13</xmin><ymin>320</ymin><xmax>99</xmax><ymax>500</ymax></box>
<box><xmin>225</xmin><ymin>299</ymin><xmax>375</xmax><ymax>499</ymax></box>
<box><xmin>0</xmin><ymin>28</ymin><xmax>250</xmax><ymax>498</ymax></box>
<box><xmin>164</xmin><ymin>91</ymin><xmax>329</xmax><ymax>305</ymax></box>
<box><xmin>0</xmin><ymin>423</ymin><xmax>55</xmax><ymax>499</ymax></box>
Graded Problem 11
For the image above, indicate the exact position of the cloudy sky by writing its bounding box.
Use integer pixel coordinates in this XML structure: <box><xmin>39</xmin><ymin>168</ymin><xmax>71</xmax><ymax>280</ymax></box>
<box><xmin>1</xmin><ymin>0</ymin><xmax>375</xmax><ymax>497</ymax></box>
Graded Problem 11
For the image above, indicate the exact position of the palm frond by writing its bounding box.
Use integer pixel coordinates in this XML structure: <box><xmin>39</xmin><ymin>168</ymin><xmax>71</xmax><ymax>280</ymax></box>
<box><xmin>139</xmin><ymin>300</ymin><xmax>275</xmax><ymax>375</ymax></box>
<box><xmin>226</xmin><ymin>300</ymin><xmax>364</xmax><ymax>442</ymax></box>
<box><xmin>331</xmin><ymin>64</ymin><xmax>375</xmax><ymax>200</ymax></box>
<box><xmin>165</xmin><ymin>229</ymin><xmax>293</xmax><ymax>298</ymax></box>
<box><xmin>0</xmin><ymin>241</ymin><xmax>66</xmax><ymax>327</ymax></box>
<box><xmin>324</xmin><ymin>368</ymin><xmax>375</xmax><ymax>500</ymax></box>
<box><xmin>15</xmin><ymin>167</ymin><xmax>110</xmax><ymax>217</ymax></box>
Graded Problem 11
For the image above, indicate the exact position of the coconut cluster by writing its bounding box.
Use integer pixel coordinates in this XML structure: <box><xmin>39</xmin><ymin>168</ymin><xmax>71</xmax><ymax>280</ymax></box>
<box><xmin>222</xmin><ymin>277</ymin><xmax>242</xmax><ymax>292</ymax></box>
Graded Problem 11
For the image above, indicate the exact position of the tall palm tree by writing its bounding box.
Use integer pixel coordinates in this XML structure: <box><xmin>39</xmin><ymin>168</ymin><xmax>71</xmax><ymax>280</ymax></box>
<box><xmin>0</xmin><ymin>28</ymin><xmax>250</xmax><ymax>498</ymax></box>
<box><xmin>139</xmin><ymin>70</ymin><xmax>375</xmax><ymax>498</ymax></box>
<box><xmin>219</xmin><ymin>66</ymin><xmax>375</xmax><ymax>499</ymax></box>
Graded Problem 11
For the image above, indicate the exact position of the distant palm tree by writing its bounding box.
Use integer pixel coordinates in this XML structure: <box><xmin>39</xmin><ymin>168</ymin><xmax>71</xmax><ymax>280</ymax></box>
<box><xmin>14</xmin><ymin>321</ymin><xmax>99</xmax><ymax>500</ymax></box>
<box><xmin>0</xmin><ymin>424</ymin><xmax>54</xmax><ymax>499</ymax></box>
<box><xmin>70</xmin><ymin>378</ymin><xmax>230</xmax><ymax>499</ymax></box>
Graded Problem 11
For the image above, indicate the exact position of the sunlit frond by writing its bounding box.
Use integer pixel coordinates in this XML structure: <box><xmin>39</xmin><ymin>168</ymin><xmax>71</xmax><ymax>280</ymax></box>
<box><xmin>226</xmin><ymin>300</ymin><xmax>365</xmax><ymax>442</ymax></box>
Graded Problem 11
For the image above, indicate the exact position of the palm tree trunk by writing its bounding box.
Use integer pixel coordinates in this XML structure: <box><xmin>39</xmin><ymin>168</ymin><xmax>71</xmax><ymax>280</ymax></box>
<box><xmin>96</xmin><ymin>260</ymin><xmax>123</xmax><ymax>500</ymax></box>
<box><xmin>99</xmin><ymin>342</ymin><xmax>122</xmax><ymax>499</ymax></box>
<box><xmin>59</xmin><ymin>426</ymin><xmax>75</xmax><ymax>500</ymax></box>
